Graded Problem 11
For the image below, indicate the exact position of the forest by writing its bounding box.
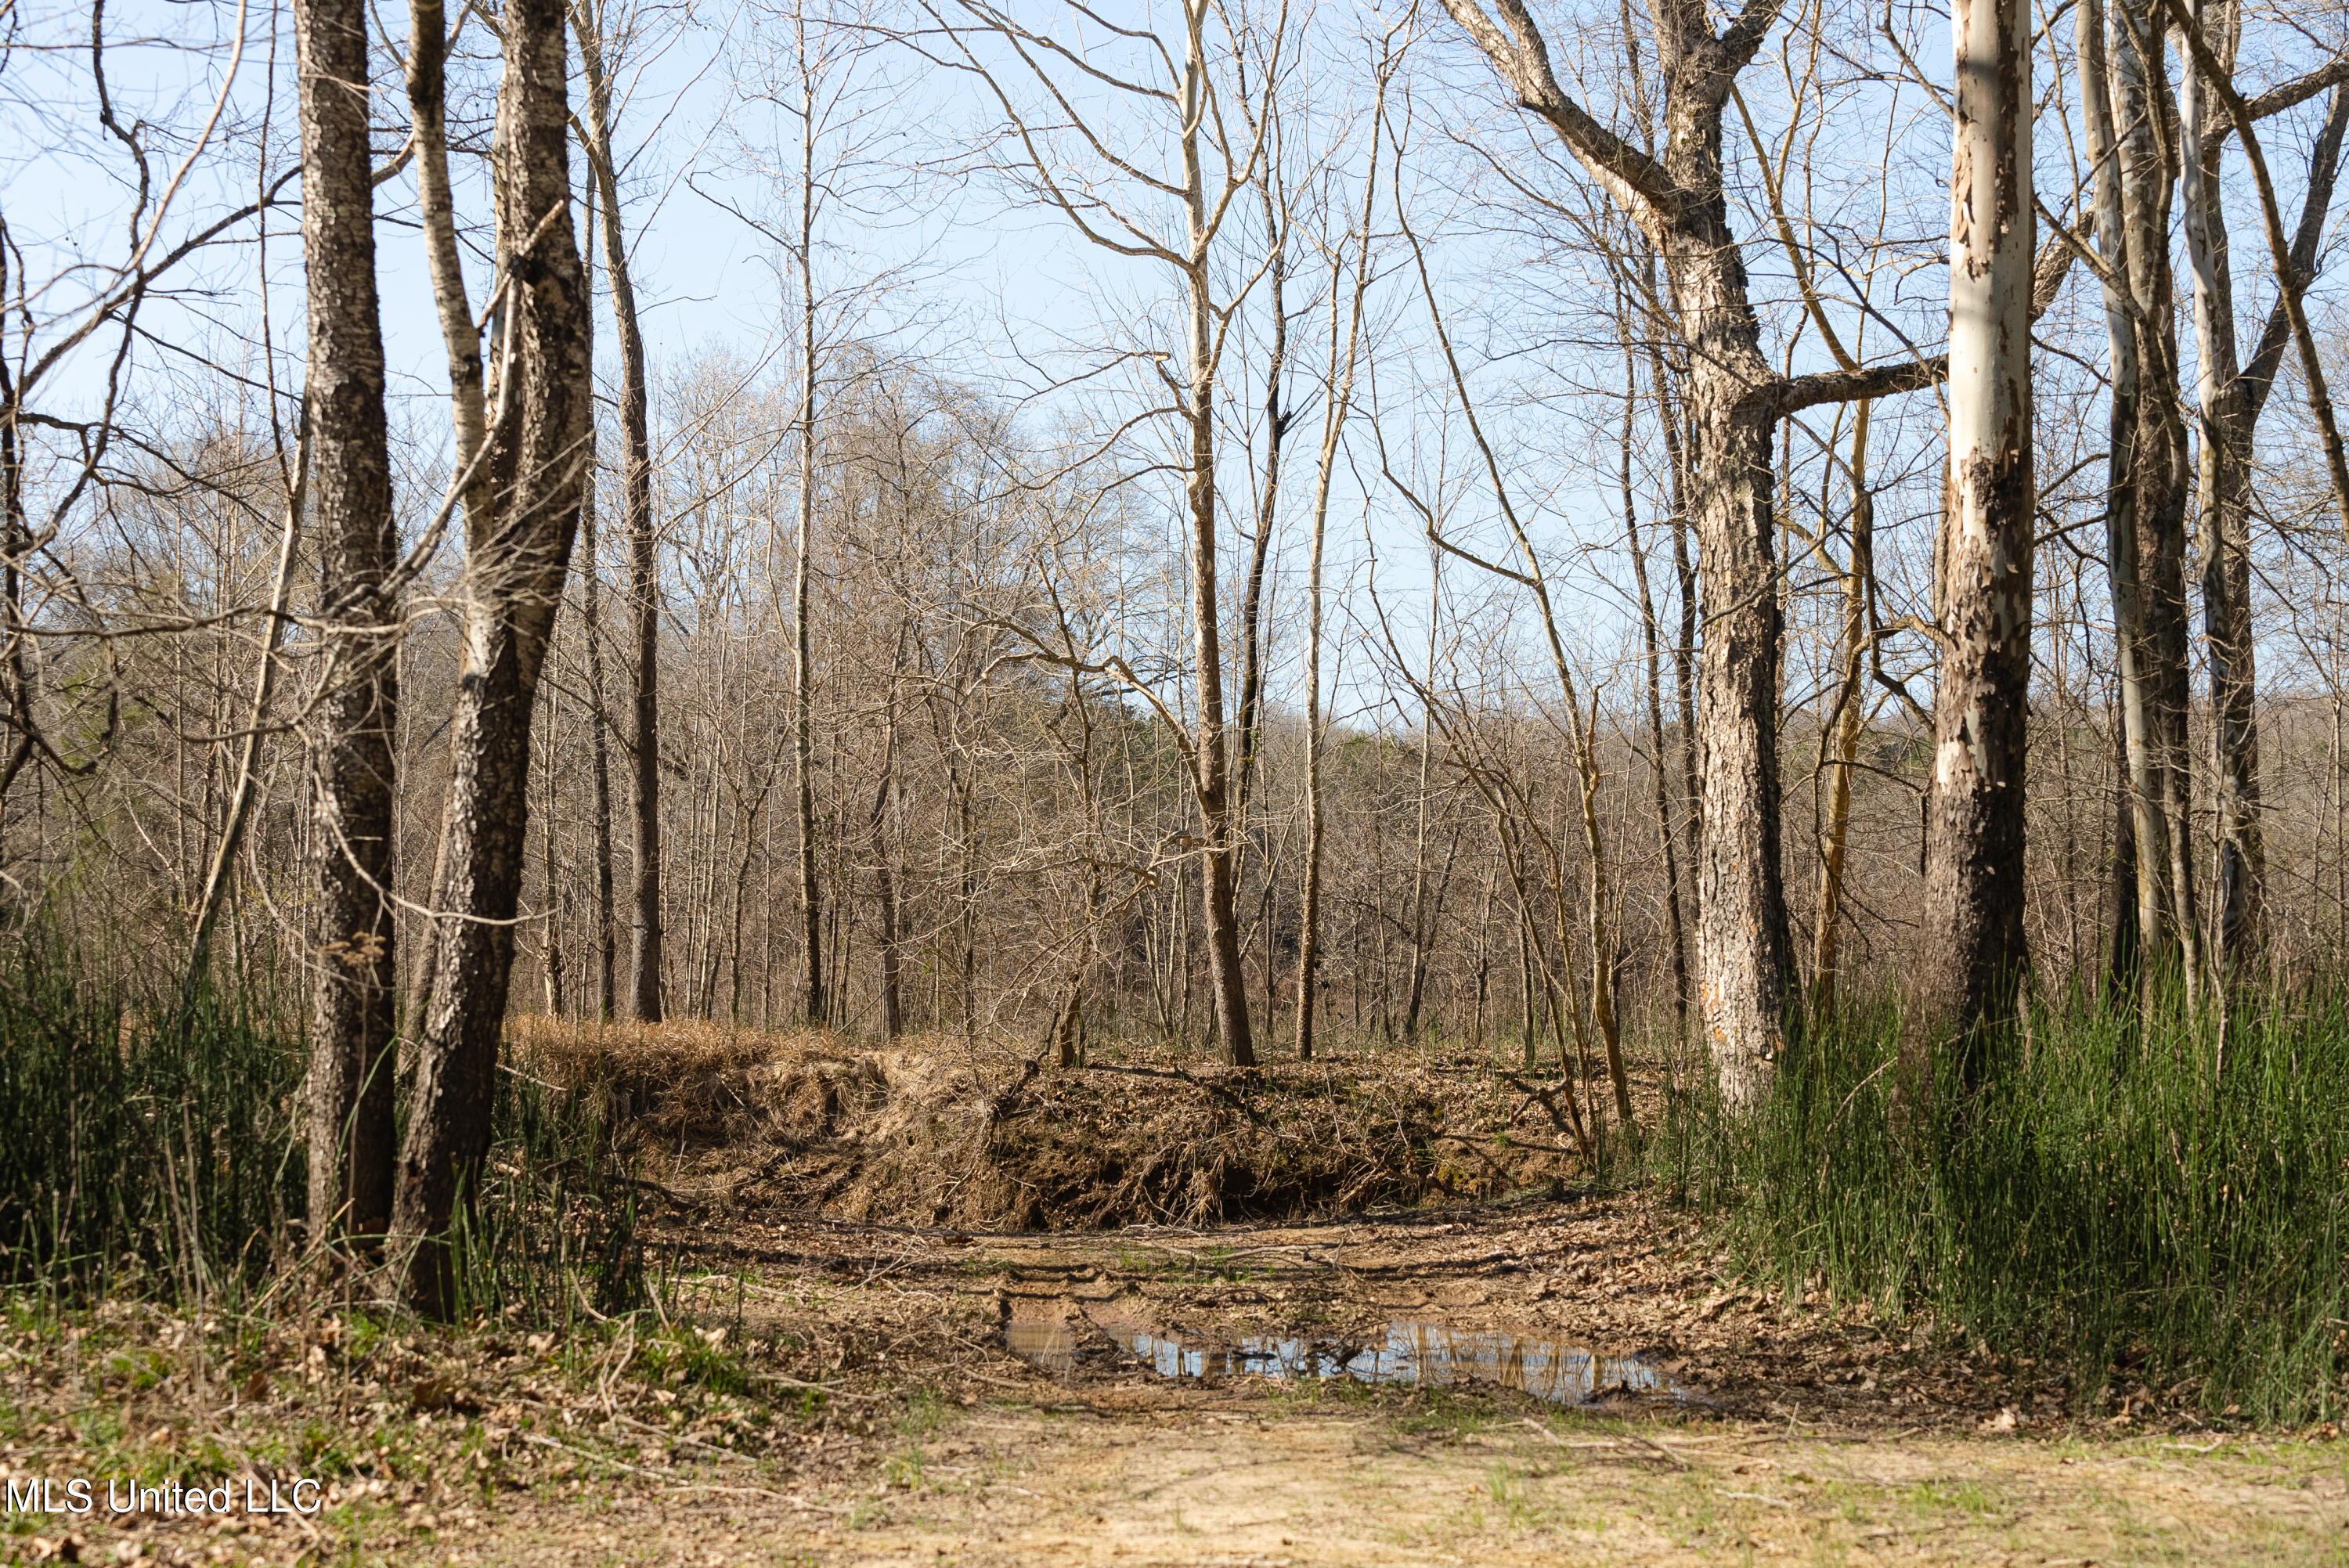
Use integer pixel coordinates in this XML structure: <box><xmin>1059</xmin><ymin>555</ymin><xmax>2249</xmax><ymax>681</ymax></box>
<box><xmin>5</xmin><ymin>0</ymin><xmax>2349</xmax><ymax>1559</ymax></box>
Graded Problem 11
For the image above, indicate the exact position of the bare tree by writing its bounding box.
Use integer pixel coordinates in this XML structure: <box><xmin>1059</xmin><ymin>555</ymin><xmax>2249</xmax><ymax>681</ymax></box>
<box><xmin>577</xmin><ymin>175</ymin><xmax>622</xmax><ymax>1018</ymax></box>
<box><xmin>291</xmin><ymin>0</ymin><xmax>402</xmax><ymax>1249</ymax></box>
<box><xmin>574</xmin><ymin>0</ymin><xmax>668</xmax><ymax>1022</ymax></box>
<box><xmin>724</xmin><ymin>0</ymin><xmax>923</xmax><ymax>1026</ymax></box>
<box><xmin>791</xmin><ymin>0</ymin><xmax>827</xmax><ymax>1026</ymax></box>
<box><xmin>917</xmin><ymin>0</ymin><xmax>1288</xmax><ymax>1065</ymax></box>
<box><xmin>294</xmin><ymin>0</ymin><xmax>400</xmax><ymax>1249</ymax></box>
<box><xmin>1436</xmin><ymin>0</ymin><xmax>1943</xmax><ymax>1105</ymax></box>
<box><xmin>1294</xmin><ymin>23</ymin><xmax>1395</xmax><ymax>1063</ymax></box>
<box><xmin>1615</xmin><ymin>302</ymin><xmax>1690</xmax><ymax>1036</ymax></box>
<box><xmin>394</xmin><ymin>0</ymin><xmax>594</xmax><ymax>1312</ymax></box>
<box><xmin>2172</xmin><ymin>1</ymin><xmax>2349</xmax><ymax>971</ymax></box>
<box><xmin>1917</xmin><ymin>0</ymin><xmax>2034</xmax><ymax>1053</ymax></box>
<box><xmin>2076</xmin><ymin>0</ymin><xmax>2199</xmax><ymax>1004</ymax></box>
<box><xmin>1390</xmin><ymin>218</ymin><xmax>1635</xmax><ymax>1128</ymax></box>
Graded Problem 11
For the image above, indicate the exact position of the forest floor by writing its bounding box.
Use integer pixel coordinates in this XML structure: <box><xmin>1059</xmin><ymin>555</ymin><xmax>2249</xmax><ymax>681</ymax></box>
<box><xmin>7</xmin><ymin>1193</ymin><xmax>2347</xmax><ymax>1566</ymax></box>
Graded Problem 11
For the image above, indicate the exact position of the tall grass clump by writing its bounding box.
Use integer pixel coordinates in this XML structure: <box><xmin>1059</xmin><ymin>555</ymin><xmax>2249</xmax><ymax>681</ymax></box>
<box><xmin>0</xmin><ymin>936</ymin><xmax>303</xmax><ymax>1297</ymax></box>
<box><xmin>442</xmin><ymin>1063</ymin><xmax>647</xmax><ymax>1324</ymax></box>
<box><xmin>0</xmin><ymin>928</ymin><xmax>644</xmax><ymax>1320</ymax></box>
<box><xmin>1666</xmin><ymin>983</ymin><xmax>2349</xmax><ymax>1422</ymax></box>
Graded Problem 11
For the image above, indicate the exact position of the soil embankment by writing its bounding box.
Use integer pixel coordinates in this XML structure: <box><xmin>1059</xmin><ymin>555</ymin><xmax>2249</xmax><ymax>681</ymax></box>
<box><xmin>519</xmin><ymin>1018</ymin><xmax>1584</xmax><ymax>1231</ymax></box>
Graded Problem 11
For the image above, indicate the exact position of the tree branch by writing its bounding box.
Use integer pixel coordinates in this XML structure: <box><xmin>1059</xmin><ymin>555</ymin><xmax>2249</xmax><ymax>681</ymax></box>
<box><xmin>2161</xmin><ymin>0</ymin><xmax>2349</xmax><ymax>548</ymax></box>
<box><xmin>1438</xmin><ymin>0</ymin><xmax>1680</xmax><ymax>222</ymax></box>
<box><xmin>1759</xmin><ymin>355</ymin><xmax>1945</xmax><ymax>418</ymax></box>
<box><xmin>2224</xmin><ymin>51</ymin><xmax>2349</xmax><ymax>139</ymax></box>
<box><xmin>2243</xmin><ymin>82</ymin><xmax>2349</xmax><ymax>413</ymax></box>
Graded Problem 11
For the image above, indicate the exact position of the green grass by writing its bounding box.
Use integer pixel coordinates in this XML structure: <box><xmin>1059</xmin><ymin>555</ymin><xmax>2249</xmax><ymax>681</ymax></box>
<box><xmin>444</xmin><ymin>1064</ymin><xmax>647</xmax><ymax>1324</ymax></box>
<box><xmin>0</xmin><ymin>928</ymin><xmax>644</xmax><ymax>1324</ymax></box>
<box><xmin>1662</xmin><ymin>982</ymin><xmax>2349</xmax><ymax>1423</ymax></box>
<box><xmin>0</xmin><ymin>935</ymin><xmax>301</xmax><ymax>1296</ymax></box>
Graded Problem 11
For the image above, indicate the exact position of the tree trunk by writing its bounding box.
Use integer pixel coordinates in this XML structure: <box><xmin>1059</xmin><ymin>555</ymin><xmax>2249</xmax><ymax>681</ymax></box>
<box><xmin>295</xmin><ymin>0</ymin><xmax>399</xmax><ymax>1249</ymax></box>
<box><xmin>1179</xmin><ymin>8</ymin><xmax>1254</xmax><ymax>1066</ymax></box>
<box><xmin>189</xmin><ymin>448</ymin><xmax>305</xmax><ymax>970</ymax></box>
<box><xmin>397</xmin><ymin>0</ymin><xmax>487</xmax><ymax>1038</ymax></box>
<box><xmin>2187</xmin><ymin>49</ymin><xmax>2349</xmax><ymax>969</ymax></box>
<box><xmin>1235</xmin><ymin>168</ymin><xmax>1289</xmax><ymax>827</ymax></box>
<box><xmin>1439</xmin><ymin>1</ymin><xmax>1957</xmax><ymax>1105</ymax></box>
<box><xmin>406</xmin><ymin>0</ymin><xmax>490</xmax><ymax>521</ymax></box>
<box><xmin>2082</xmin><ymin>0</ymin><xmax>2160</xmax><ymax>997</ymax></box>
<box><xmin>1444</xmin><ymin>2</ymin><xmax>1788</xmax><ymax>1105</ymax></box>
<box><xmin>1294</xmin><ymin>486</ymin><xmax>1326</xmax><ymax>1061</ymax></box>
<box><xmin>1675</xmin><ymin>255</ymin><xmax>1794</xmax><ymax>1109</ymax></box>
<box><xmin>1622</xmin><ymin>341</ymin><xmax>1690</xmax><ymax>1039</ymax></box>
<box><xmin>573</xmin><ymin>12</ymin><xmax>664</xmax><ymax>1024</ymax></box>
<box><xmin>579</xmin><ymin>492</ymin><xmax>619</xmax><ymax>1019</ymax></box>
<box><xmin>2125</xmin><ymin>0</ymin><xmax>2202</xmax><ymax>1000</ymax></box>
<box><xmin>2085</xmin><ymin>0</ymin><xmax>2197</xmax><ymax>1004</ymax></box>
<box><xmin>538</xmin><ymin>732</ymin><xmax>567</xmax><ymax>1016</ymax></box>
<box><xmin>1918</xmin><ymin>0</ymin><xmax>2034</xmax><ymax>1059</ymax></box>
<box><xmin>794</xmin><ymin>4</ymin><xmax>825</xmax><ymax>1028</ymax></box>
<box><xmin>1290</xmin><ymin>55</ymin><xmax>1386</xmax><ymax>1062</ymax></box>
<box><xmin>577</xmin><ymin>178</ymin><xmax>619</xmax><ymax>1021</ymax></box>
<box><xmin>2181</xmin><ymin>0</ymin><xmax>2252</xmax><ymax>969</ymax></box>
<box><xmin>2106</xmin><ymin>705</ymin><xmax>2142</xmax><ymax>1000</ymax></box>
<box><xmin>1403</xmin><ymin>557</ymin><xmax>1439</xmax><ymax>1044</ymax></box>
<box><xmin>1571</xmin><ymin>693</ymin><xmax>1635</xmax><ymax>1126</ymax></box>
<box><xmin>870</xmin><ymin>644</ymin><xmax>904</xmax><ymax>1040</ymax></box>
<box><xmin>1811</xmin><ymin>404</ymin><xmax>1871</xmax><ymax>1014</ymax></box>
<box><xmin>1665</xmin><ymin>380</ymin><xmax>1701</xmax><ymax>940</ymax></box>
<box><xmin>393</xmin><ymin>0</ymin><xmax>591</xmax><ymax>1314</ymax></box>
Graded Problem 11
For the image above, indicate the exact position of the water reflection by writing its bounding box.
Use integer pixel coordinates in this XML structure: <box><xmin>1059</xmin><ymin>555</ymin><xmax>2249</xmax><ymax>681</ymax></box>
<box><xmin>1005</xmin><ymin>1314</ymin><xmax>1680</xmax><ymax>1404</ymax></box>
<box><xmin>1002</xmin><ymin>1317</ymin><xmax>1080</xmax><ymax>1375</ymax></box>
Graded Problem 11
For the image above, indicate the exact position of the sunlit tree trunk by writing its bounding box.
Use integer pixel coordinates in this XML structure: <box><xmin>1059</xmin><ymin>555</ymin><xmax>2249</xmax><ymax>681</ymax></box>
<box><xmin>2082</xmin><ymin>0</ymin><xmax>2157</xmax><ymax>989</ymax></box>
<box><xmin>394</xmin><ymin>0</ymin><xmax>592</xmax><ymax>1313</ymax></box>
<box><xmin>295</xmin><ymin>0</ymin><xmax>399</xmax><ymax>1249</ymax></box>
<box><xmin>1439</xmin><ymin>0</ymin><xmax>1944</xmax><ymax>1106</ymax></box>
<box><xmin>1677</xmin><ymin>235</ymin><xmax>1797</xmax><ymax>1110</ymax></box>
<box><xmin>1918</xmin><ymin>0</ymin><xmax>2033</xmax><ymax>1056</ymax></box>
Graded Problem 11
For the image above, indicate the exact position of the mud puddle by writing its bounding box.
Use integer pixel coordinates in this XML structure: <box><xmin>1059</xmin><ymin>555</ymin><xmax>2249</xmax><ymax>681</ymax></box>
<box><xmin>1006</xmin><ymin>1314</ymin><xmax>1688</xmax><ymax>1405</ymax></box>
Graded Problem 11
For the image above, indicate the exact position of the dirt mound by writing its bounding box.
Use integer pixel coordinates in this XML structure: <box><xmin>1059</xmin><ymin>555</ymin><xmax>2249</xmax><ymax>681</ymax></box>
<box><xmin>513</xmin><ymin>1016</ymin><xmax>887</xmax><ymax>1144</ymax></box>
<box><xmin>511</xmin><ymin>1019</ymin><xmax>1577</xmax><ymax>1230</ymax></box>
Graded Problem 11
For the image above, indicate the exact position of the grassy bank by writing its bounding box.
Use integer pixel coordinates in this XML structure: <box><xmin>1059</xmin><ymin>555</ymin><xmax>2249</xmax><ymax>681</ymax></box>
<box><xmin>1667</xmin><ymin>986</ymin><xmax>2349</xmax><ymax>1422</ymax></box>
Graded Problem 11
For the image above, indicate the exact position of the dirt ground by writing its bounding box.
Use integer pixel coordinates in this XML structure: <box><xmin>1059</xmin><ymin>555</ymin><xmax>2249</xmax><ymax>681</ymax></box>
<box><xmin>9</xmin><ymin>1195</ymin><xmax>2347</xmax><ymax>1566</ymax></box>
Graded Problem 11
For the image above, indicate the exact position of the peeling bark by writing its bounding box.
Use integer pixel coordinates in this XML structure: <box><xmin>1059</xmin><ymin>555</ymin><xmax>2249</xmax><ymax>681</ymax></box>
<box><xmin>1919</xmin><ymin>0</ymin><xmax>2034</xmax><ymax>1057</ymax></box>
